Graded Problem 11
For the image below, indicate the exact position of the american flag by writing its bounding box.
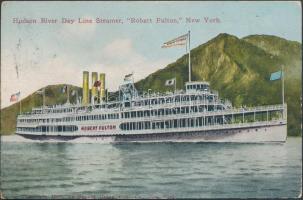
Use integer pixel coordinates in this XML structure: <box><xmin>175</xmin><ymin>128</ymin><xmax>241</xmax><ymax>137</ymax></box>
<box><xmin>161</xmin><ymin>33</ymin><xmax>188</xmax><ymax>48</ymax></box>
<box><xmin>10</xmin><ymin>92</ymin><xmax>20</xmax><ymax>102</ymax></box>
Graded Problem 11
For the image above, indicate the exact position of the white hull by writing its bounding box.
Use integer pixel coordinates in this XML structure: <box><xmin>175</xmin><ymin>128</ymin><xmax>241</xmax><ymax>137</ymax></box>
<box><xmin>18</xmin><ymin>123</ymin><xmax>287</xmax><ymax>143</ymax></box>
<box><xmin>195</xmin><ymin>124</ymin><xmax>287</xmax><ymax>143</ymax></box>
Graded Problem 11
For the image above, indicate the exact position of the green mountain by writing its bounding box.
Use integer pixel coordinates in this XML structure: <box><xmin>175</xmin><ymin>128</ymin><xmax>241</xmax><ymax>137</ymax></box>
<box><xmin>243</xmin><ymin>34</ymin><xmax>301</xmax><ymax>80</ymax></box>
<box><xmin>135</xmin><ymin>33</ymin><xmax>301</xmax><ymax>136</ymax></box>
<box><xmin>1</xmin><ymin>33</ymin><xmax>301</xmax><ymax>136</ymax></box>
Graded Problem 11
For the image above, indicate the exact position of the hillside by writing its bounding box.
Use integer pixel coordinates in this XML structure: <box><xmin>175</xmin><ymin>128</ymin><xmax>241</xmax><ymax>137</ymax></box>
<box><xmin>1</xmin><ymin>33</ymin><xmax>301</xmax><ymax>136</ymax></box>
<box><xmin>243</xmin><ymin>34</ymin><xmax>301</xmax><ymax>80</ymax></box>
<box><xmin>135</xmin><ymin>33</ymin><xmax>301</xmax><ymax>136</ymax></box>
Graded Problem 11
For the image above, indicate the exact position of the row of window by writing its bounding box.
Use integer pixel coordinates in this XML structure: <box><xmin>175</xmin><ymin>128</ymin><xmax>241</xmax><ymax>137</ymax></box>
<box><xmin>17</xmin><ymin>125</ymin><xmax>78</xmax><ymax>133</ymax></box>
<box><xmin>76</xmin><ymin>113</ymin><xmax>119</xmax><ymax>121</ymax></box>
<box><xmin>121</xmin><ymin>105</ymin><xmax>223</xmax><ymax>119</ymax></box>
<box><xmin>129</xmin><ymin>94</ymin><xmax>216</xmax><ymax>108</ymax></box>
<box><xmin>31</xmin><ymin>107</ymin><xmax>79</xmax><ymax>115</ymax></box>
<box><xmin>186</xmin><ymin>84</ymin><xmax>209</xmax><ymax>90</ymax></box>
<box><xmin>119</xmin><ymin>116</ymin><xmax>224</xmax><ymax>131</ymax></box>
<box><xmin>19</xmin><ymin>117</ymin><xmax>74</xmax><ymax>123</ymax></box>
<box><xmin>19</xmin><ymin>113</ymin><xmax>120</xmax><ymax>123</ymax></box>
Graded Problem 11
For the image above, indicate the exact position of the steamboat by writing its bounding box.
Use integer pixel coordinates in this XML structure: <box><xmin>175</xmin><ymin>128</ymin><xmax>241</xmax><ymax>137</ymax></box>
<box><xmin>16</xmin><ymin>32</ymin><xmax>287</xmax><ymax>143</ymax></box>
<box><xmin>16</xmin><ymin>72</ymin><xmax>287</xmax><ymax>143</ymax></box>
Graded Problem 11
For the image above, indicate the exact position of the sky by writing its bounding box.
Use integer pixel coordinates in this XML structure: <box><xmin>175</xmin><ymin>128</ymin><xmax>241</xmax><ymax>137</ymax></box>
<box><xmin>1</xmin><ymin>1</ymin><xmax>301</xmax><ymax>108</ymax></box>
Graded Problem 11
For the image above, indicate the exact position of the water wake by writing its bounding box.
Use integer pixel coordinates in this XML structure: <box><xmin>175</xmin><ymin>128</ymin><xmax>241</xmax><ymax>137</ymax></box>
<box><xmin>1</xmin><ymin>135</ymin><xmax>114</xmax><ymax>144</ymax></box>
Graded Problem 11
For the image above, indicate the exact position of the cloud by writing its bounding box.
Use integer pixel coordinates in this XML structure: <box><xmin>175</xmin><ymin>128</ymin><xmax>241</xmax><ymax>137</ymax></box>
<box><xmin>101</xmin><ymin>38</ymin><xmax>146</xmax><ymax>66</ymax></box>
<box><xmin>98</xmin><ymin>38</ymin><xmax>171</xmax><ymax>89</ymax></box>
<box><xmin>1</xmin><ymin>37</ymin><xmax>172</xmax><ymax>108</ymax></box>
<box><xmin>103</xmin><ymin>38</ymin><xmax>134</xmax><ymax>58</ymax></box>
<box><xmin>1</xmin><ymin>46</ymin><xmax>85</xmax><ymax>108</ymax></box>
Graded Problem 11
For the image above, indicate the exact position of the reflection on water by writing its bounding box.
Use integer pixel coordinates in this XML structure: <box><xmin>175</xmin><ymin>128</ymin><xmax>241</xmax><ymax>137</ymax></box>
<box><xmin>0</xmin><ymin>136</ymin><xmax>301</xmax><ymax>198</ymax></box>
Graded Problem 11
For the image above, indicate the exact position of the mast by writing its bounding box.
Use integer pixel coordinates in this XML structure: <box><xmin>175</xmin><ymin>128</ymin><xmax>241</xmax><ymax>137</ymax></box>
<box><xmin>174</xmin><ymin>77</ymin><xmax>177</xmax><ymax>93</ymax></box>
<box><xmin>282</xmin><ymin>65</ymin><xmax>285</xmax><ymax>119</ymax></box>
<box><xmin>19</xmin><ymin>95</ymin><xmax>22</xmax><ymax>115</ymax></box>
<box><xmin>282</xmin><ymin>65</ymin><xmax>284</xmax><ymax>105</ymax></box>
<box><xmin>67</xmin><ymin>85</ymin><xmax>70</xmax><ymax>104</ymax></box>
<box><xmin>188</xmin><ymin>30</ymin><xmax>191</xmax><ymax>82</ymax></box>
<box><xmin>43</xmin><ymin>88</ymin><xmax>46</xmax><ymax>109</ymax></box>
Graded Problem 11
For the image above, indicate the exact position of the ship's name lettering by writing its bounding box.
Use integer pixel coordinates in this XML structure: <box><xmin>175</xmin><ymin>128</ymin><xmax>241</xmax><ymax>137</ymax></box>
<box><xmin>81</xmin><ymin>125</ymin><xmax>116</xmax><ymax>131</ymax></box>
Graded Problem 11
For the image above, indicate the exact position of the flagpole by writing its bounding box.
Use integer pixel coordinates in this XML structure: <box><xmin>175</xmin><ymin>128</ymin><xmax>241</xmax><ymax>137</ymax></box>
<box><xmin>67</xmin><ymin>85</ymin><xmax>70</xmax><ymax>104</ymax></box>
<box><xmin>188</xmin><ymin>30</ymin><xmax>191</xmax><ymax>82</ymax></box>
<box><xmin>43</xmin><ymin>88</ymin><xmax>45</xmax><ymax>109</ymax></box>
<box><xmin>19</xmin><ymin>95</ymin><xmax>22</xmax><ymax>115</ymax></box>
<box><xmin>282</xmin><ymin>65</ymin><xmax>284</xmax><ymax>106</ymax></box>
<box><xmin>132</xmin><ymin>72</ymin><xmax>134</xmax><ymax>96</ymax></box>
<box><xmin>174</xmin><ymin>78</ymin><xmax>177</xmax><ymax>93</ymax></box>
<box><xmin>282</xmin><ymin>65</ymin><xmax>285</xmax><ymax>119</ymax></box>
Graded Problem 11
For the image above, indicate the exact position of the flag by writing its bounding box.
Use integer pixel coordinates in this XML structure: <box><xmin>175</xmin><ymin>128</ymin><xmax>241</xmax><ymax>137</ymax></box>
<box><xmin>161</xmin><ymin>33</ymin><xmax>188</xmax><ymax>48</ymax></box>
<box><xmin>165</xmin><ymin>78</ymin><xmax>176</xmax><ymax>86</ymax></box>
<box><xmin>62</xmin><ymin>85</ymin><xmax>67</xmax><ymax>93</ymax></box>
<box><xmin>93</xmin><ymin>80</ymin><xmax>101</xmax><ymax>87</ymax></box>
<box><xmin>270</xmin><ymin>70</ymin><xmax>283</xmax><ymax>81</ymax></box>
<box><xmin>124</xmin><ymin>73</ymin><xmax>133</xmax><ymax>81</ymax></box>
<box><xmin>10</xmin><ymin>92</ymin><xmax>20</xmax><ymax>102</ymax></box>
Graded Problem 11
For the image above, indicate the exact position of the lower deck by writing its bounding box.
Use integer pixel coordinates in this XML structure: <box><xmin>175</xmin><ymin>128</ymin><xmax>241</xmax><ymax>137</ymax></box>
<box><xmin>17</xmin><ymin>122</ymin><xmax>287</xmax><ymax>143</ymax></box>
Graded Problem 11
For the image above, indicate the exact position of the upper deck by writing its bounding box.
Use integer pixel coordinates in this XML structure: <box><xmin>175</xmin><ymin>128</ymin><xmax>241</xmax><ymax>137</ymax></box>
<box><xmin>16</xmin><ymin>77</ymin><xmax>286</xmax><ymax>135</ymax></box>
<box><xmin>18</xmin><ymin>86</ymin><xmax>231</xmax><ymax>118</ymax></box>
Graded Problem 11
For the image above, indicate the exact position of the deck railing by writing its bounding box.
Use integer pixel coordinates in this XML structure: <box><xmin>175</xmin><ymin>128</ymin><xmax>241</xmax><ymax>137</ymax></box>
<box><xmin>17</xmin><ymin>104</ymin><xmax>286</xmax><ymax>128</ymax></box>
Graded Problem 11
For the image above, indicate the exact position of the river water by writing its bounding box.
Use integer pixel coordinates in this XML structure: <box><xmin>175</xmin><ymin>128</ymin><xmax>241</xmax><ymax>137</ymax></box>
<box><xmin>0</xmin><ymin>136</ymin><xmax>301</xmax><ymax>198</ymax></box>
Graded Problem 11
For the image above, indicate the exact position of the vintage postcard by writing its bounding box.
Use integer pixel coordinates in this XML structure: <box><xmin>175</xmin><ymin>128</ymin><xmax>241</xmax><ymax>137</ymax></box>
<box><xmin>1</xmin><ymin>1</ymin><xmax>301</xmax><ymax>199</ymax></box>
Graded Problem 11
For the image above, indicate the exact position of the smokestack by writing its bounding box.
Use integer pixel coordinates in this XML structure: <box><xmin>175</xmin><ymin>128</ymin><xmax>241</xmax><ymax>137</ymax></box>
<box><xmin>82</xmin><ymin>71</ymin><xmax>89</xmax><ymax>105</ymax></box>
<box><xmin>99</xmin><ymin>73</ymin><xmax>106</xmax><ymax>102</ymax></box>
<box><xmin>91</xmin><ymin>72</ymin><xmax>98</xmax><ymax>104</ymax></box>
